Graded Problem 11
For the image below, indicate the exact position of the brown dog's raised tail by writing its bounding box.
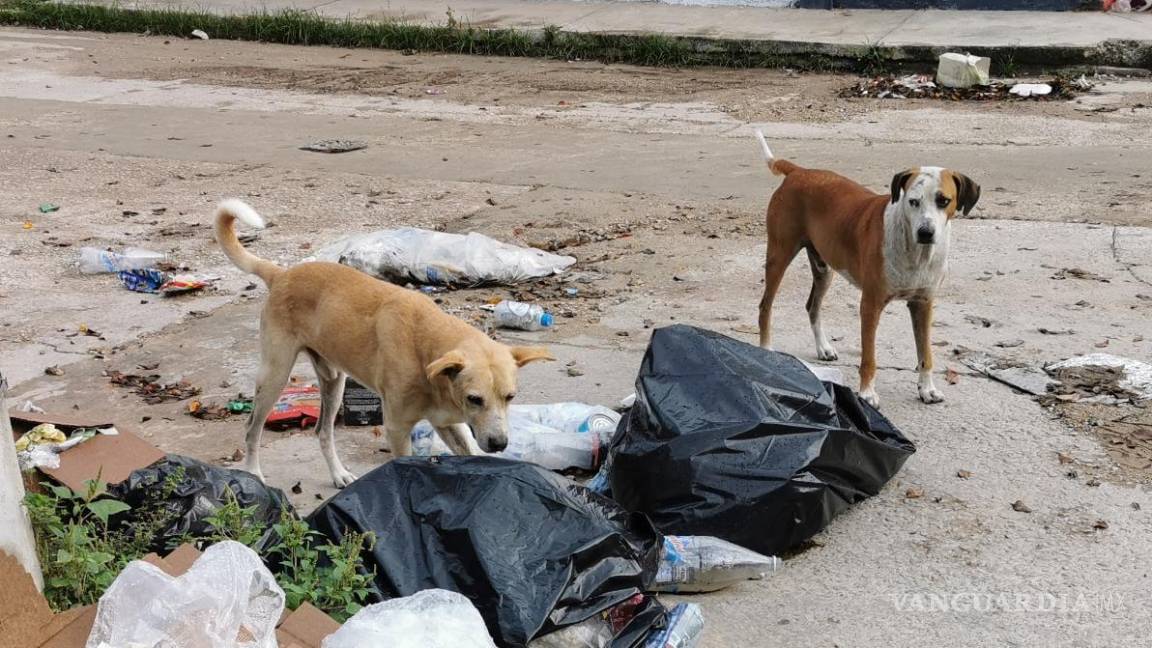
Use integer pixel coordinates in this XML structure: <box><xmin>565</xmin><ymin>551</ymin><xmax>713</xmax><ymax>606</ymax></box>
<box><xmin>754</xmin><ymin>129</ymin><xmax>800</xmax><ymax>177</ymax></box>
<box><xmin>215</xmin><ymin>199</ymin><xmax>282</xmax><ymax>285</ymax></box>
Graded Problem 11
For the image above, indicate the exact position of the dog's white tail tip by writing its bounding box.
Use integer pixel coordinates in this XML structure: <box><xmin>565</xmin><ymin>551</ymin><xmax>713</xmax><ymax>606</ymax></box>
<box><xmin>218</xmin><ymin>198</ymin><xmax>266</xmax><ymax>229</ymax></box>
<box><xmin>753</xmin><ymin>128</ymin><xmax>774</xmax><ymax>162</ymax></box>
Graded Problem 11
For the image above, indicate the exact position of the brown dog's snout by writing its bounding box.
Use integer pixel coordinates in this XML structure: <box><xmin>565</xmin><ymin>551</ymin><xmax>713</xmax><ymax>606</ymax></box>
<box><xmin>486</xmin><ymin>437</ymin><xmax>508</xmax><ymax>453</ymax></box>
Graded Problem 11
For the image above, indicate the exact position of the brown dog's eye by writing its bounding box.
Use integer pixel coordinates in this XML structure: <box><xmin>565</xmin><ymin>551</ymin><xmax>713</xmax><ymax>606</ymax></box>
<box><xmin>909</xmin><ymin>198</ymin><xmax>921</xmax><ymax>208</ymax></box>
<box><xmin>936</xmin><ymin>194</ymin><xmax>951</xmax><ymax>208</ymax></box>
<box><xmin>467</xmin><ymin>395</ymin><xmax>484</xmax><ymax>407</ymax></box>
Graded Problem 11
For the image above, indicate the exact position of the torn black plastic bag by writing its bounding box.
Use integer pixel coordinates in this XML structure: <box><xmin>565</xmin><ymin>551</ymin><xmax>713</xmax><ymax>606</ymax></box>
<box><xmin>308</xmin><ymin>456</ymin><xmax>664</xmax><ymax>647</ymax></box>
<box><xmin>108</xmin><ymin>454</ymin><xmax>291</xmax><ymax>553</ymax></box>
<box><xmin>606</xmin><ymin>325</ymin><xmax>916</xmax><ymax>557</ymax></box>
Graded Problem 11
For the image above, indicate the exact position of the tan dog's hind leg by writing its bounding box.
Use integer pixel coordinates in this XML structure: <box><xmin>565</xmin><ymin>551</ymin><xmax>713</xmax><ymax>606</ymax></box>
<box><xmin>308</xmin><ymin>351</ymin><xmax>356</xmax><ymax>488</ymax></box>
<box><xmin>436</xmin><ymin>424</ymin><xmax>484</xmax><ymax>456</ymax></box>
<box><xmin>758</xmin><ymin>242</ymin><xmax>800</xmax><ymax>350</ymax></box>
<box><xmin>243</xmin><ymin>333</ymin><xmax>299</xmax><ymax>482</ymax></box>
<box><xmin>805</xmin><ymin>247</ymin><xmax>837</xmax><ymax>361</ymax></box>
<box><xmin>858</xmin><ymin>292</ymin><xmax>885</xmax><ymax>408</ymax></box>
<box><xmin>908</xmin><ymin>299</ymin><xmax>943</xmax><ymax>404</ymax></box>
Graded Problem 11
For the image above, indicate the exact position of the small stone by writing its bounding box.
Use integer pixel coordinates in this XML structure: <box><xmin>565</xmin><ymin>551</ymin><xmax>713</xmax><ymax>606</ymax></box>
<box><xmin>567</xmin><ymin>366</ymin><xmax>585</xmax><ymax>377</ymax></box>
<box><xmin>956</xmin><ymin>469</ymin><xmax>972</xmax><ymax>479</ymax></box>
<box><xmin>291</xmin><ymin>481</ymin><xmax>303</xmax><ymax>494</ymax></box>
<box><xmin>1086</xmin><ymin>477</ymin><xmax>1101</xmax><ymax>487</ymax></box>
<box><xmin>905</xmin><ymin>487</ymin><xmax>924</xmax><ymax>499</ymax></box>
<box><xmin>44</xmin><ymin>365</ymin><xmax>64</xmax><ymax>376</ymax></box>
<box><xmin>1131</xmin><ymin>502</ymin><xmax>1141</xmax><ymax>511</ymax></box>
<box><xmin>616</xmin><ymin>331</ymin><xmax>630</xmax><ymax>337</ymax></box>
<box><xmin>230</xmin><ymin>448</ymin><xmax>245</xmax><ymax>462</ymax></box>
<box><xmin>1057</xmin><ymin>451</ymin><xmax>1074</xmax><ymax>465</ymax></box>
<box><xmin>1011</xmin><ymin>500</ymin><xmax>1032</xmax><ymax>513</ymax></box>
<box><xmin>1092</xmin><ymin>519</ymin><xmax>1108</xmax><ymax>531</ymax></box>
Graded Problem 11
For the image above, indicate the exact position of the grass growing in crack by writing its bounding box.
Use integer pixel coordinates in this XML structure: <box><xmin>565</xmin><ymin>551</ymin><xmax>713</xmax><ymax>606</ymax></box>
<box><xmin>0</xmin><ymin>0</ymin><xmax>851</xmax><ymax>71</ymax></box>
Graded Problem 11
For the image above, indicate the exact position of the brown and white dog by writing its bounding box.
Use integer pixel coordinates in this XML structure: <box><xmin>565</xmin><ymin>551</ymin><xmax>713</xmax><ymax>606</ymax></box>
<box><xmin>215</xmin><ymin>199</ymin><xmax>554</xmax><ymax>487</ymax></box>
<box><xmin>753</xmin><ymin>131</ymin><xmax>979</xmax><ymax>407</ymax></box>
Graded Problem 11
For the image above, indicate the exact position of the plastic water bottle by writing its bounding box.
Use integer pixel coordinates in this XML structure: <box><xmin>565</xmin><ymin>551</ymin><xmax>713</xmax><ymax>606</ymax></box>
<box><xmin>497</xmin><ymin>421</ymin><xmax>601</xmax><ymax>472</ymax></box>
<box><xmin>78</xmin><ymin>247</ymin><xmax>165</xmax><ymax>274</ymax></box>
<box><xmin>509</xmin><ymin>403</ymin><xmax>620</xmax><ymax>439</ymax></box>
<box><xmin>494</xmin><ymin>300</ymin><xmax>553</xmax><ymax>331</ymax></box>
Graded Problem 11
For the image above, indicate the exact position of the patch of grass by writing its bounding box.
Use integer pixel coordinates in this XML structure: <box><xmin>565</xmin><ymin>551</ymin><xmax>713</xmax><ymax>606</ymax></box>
<box><xmin>0</xmin><ymin>0</ymin><xmax>855</xmax><ymax>71</ymax></box>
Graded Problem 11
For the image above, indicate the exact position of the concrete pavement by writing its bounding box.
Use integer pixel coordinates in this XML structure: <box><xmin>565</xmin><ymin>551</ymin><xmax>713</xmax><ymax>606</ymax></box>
<box><xmin>58</xmin><ymin>0</ymin><xmax>1152</xmax><ymax>68</ymax></box>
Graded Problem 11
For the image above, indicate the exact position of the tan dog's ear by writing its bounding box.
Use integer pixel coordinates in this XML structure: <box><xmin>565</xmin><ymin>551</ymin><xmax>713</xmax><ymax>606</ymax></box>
<box><xmin>952</xmin><ymin>172</ymin><xmax>981</xmax><ymax>216</ymax></box>
<box><xmin>890</xmin><ymin>169</ymin><xmax>916</xmax><ymax>204</ymax></box>
<box><xmin>510</xmin><ymin>346</ymin><xmax>555</xmax><ymax>367</ymax></box>
<box><xmin>426</xmin><ymin>351</ymin><xmax>466</xmax><ymax>382</ymax></box>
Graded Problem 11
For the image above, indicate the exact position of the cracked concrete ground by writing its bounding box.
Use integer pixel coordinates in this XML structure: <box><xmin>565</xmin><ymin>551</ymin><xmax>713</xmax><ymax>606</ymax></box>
<box><xmin>2</xmin><ymin>28</ymin><xmax>1151</xmax><ymax>647</ymax></box>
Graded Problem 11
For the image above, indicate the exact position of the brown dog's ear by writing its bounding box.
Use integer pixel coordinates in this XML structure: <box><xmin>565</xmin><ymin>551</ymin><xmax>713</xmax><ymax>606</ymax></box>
<box><xmin>890</xmin><ymin>169</ymin><xmax>917</xmax><ymax>204</ymax></box>
<box><xmin>426</xmin><ymin>351</ymin><xmax>466</xmax><ymax>382</ymax></box>
<box><xmin>510</xmin><ymin>346</ymin><xmax>555</xmax><ymax>367</ymax></box>
<box><xmin>952</xmin><ymin>172</ymin><xmax>981</xmax><ymax>216</ymax></box>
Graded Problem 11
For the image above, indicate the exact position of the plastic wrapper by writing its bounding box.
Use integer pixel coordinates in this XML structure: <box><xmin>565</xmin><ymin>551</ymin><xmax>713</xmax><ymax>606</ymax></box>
<box><xmin>108</xmin><ymin>455</ymin><xmax>292</xmax><ymax>553</ymax></box>
<box><xmin>654</xmin><ymin>536</ymin><xmax>781</xmax><ymax>593</ymax></box>
<box><xmin>528</xmin><ymin>594</ymin><xmax>668</xmax><ymax>648</ymax></box>
<box><xmin>85</xmin><ymin>541</ymin><xmax>284</xmax><ymax>648</ymax></box>
<box><xmin>308</xmin><ymin>227</ymin><xmax>576</xmax><ymax>286</ymax></box>
<box><xmin>266</xmin><ymin>384</ymin><xmax>321</xmax><ymax>430</ymax></box>
<box><xmin>642</xmin><ymin>604</ymin><xmax>703</xmax><ymax>648</ymax></box>
<box><xmin>606</xmin><ymin>325</ymin><xmax>916</xmax><ymax>556</ymax></box>
<box><xmin>322</xmin><ymin>589</ymin><xmax>497</xmax><ymax>648</ymax></box>
<box><xmin>308</xmin><ymin>456</ymin><xmax>664</xmax><ymax>647</ymax></box>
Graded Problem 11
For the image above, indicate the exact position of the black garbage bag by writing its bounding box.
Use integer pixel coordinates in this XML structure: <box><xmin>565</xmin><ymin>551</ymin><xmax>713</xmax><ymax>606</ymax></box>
<box><xmin>308</xmin><ymin>456</ymin><xmax>665</xmax><ymax>648</ymax></box>
<box><xmin>606</xmin><ymin>325</ymin><xmax>916</xmax><ymax>557</ymax></box>
<box><xmin>108</xmin><ymin>455</ymin><xmax>291</xmax><ymax>553</ymax></box>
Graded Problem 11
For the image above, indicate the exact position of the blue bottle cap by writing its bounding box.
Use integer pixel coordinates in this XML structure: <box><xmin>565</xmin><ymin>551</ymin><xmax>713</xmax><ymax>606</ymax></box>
<box><xmin>540</xmin><ymin>312</ymin><xmax>554</xmax><ymax>327</ymax></box>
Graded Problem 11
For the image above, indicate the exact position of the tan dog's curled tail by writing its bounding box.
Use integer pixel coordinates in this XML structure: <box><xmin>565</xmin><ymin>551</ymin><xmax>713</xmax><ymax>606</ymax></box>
<box><xmin>754</xmin><ymin>129</ymin><xmax>799</xmax><ymax>177</ymax></box>
<box><xmin>215</xmin><ymin>199</ymin><xmax>281</xmax><ymax>285</ymax></box>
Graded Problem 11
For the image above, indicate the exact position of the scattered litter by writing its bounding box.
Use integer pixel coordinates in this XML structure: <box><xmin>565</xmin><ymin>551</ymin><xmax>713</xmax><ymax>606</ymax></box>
<box><xmin>1011</xmin><ymin>500</ymin><xmax>1032</xmax><ymax>513</ymax></box>
<box><xmin>642</xmin><ymin>602</ymin><xmax>704</xmax><ymax>648</ymax></box>
<box><xmin>961</xmin><ymin>353</ymin><xmax>1058</xmax><ymax>396</ymax></box>
<box><xmin>603</xmin><ymin>325</ymin><xmax>915</xmax><ymax>556</ymax></box>
<box><xmin>843</xmin><ymin>76</ymin><xmax>1084</xmax><ymax>101</ymax></box>
<box><xmin>905</xmin><ymin>487</ymin><xmax>924</xmax><ymax>499</ymax></box>
<box><xmin>1047</xmin><ymin>354</ymin><xmax>1152</xmax><ymax>402</ymax></box>
<box><xmin>190</xmin><ymin>28</ymin><xmax>209</xmax><ymax>39</ymax></box>
<box><xmin>106</xmin><ymin>369</ymin><xmax>201</xmax><ymax>403</ymax></box>
<box><xmin>654</xmin><ymin>535</ymin><xmax>782</xmax><ymax>594</ymax></box>
<box><xmin>1052</xmin><ymin>267</ymin><xmax>1110</xmax><ymax>283</ymax></box>
<box><xmin>22</xmin><ymin>219</ymin><xmax>34</xmax><ymax>229</ymax></box>
<box><xmin>308</xmin><ymin>228</ymin><xmax>576</xmax><ymax>286</ymax></box>
<box><xmin>1104</xmin><ymin>0</ymin><xmax>1150</xmax><ymax>11</ymax></box>
<box><xmin>994</xmin><ymin>339</ymin><xmax>1024</xmax><ymax>348</ymax></box>
<box><xmin>109</xmin><ymin>455</ymin><xmax>291</xmax><ymax>553</ymax></box>
<box><xmin>267</xmin><ymin>384</ymin><xmax>321</xmax><ymax>430</ymax></box>
<box><xmin>118</xmin><ymin>268</ymin><xmax>216</xmax><ymax>295</ymax></box>
<box><xmin>43</xmin><ymin>365</ymin><xmax>64</xmax><ymax>376</ymax></box>
<box><xmin>87</xmin><ymin>541</ymin><xmax>283</xmax><ymax>648</ymax></box>
<box><xmin>78</xmin><ymin>246</ymin><xmax>165</xmax><ymax>274</ymax></box>
<box><xmin>17</xmin><ymin>400</ymin><xmax>45</xmax><ymax>413</ymax></box>
<box><xmin>945</xmin><ymin>367</ymin><xmax>960</xmax><ymax>385</ymax></box>
<box><xmin>494</xmin><ymin>300</ymin><xmax>554</xmax><ymax>331</ymax></box>
<box><xmin>1038</xmin><ymin>327</ymin><xmax>1075</xmax><ymax>336</ymax></box>
<box><xmin>936</xmin><ymin>53</ymin><xmax>991</xmax><ymax>89</ymax></box>
<box><xmin>1009</xmin><ymin>83</ymin><xmax>1052</xmax><ymax>98</ymax></box>
<box><xmin>14</xmin><ymin>422</ymin><xmax>67</xmax><ymax>451</ymax></box>
<box><xmin>38</xmin><ymin>203</ymin><xmax>59</xmax><ymax>213</ymax></box>
<box><xmin>187</xmin><ymin>400</ymin><xmax>233</xmax><ymax>420</ymax></box>
<box><xmin>800</xmin><ymin>361</ymin><xmax>846</xmax><ymax>385</ymax></box>
<box><xmin>1093</xmin><ymin>519</ymin><xmax>1109</xmax><ymax>530</ymax></box>
<box><xmin>424</xmin><ymin>88</ymin><xmax>447</xmax><ymax>96</ymax></box>
<box><xmin>1058</xmin><ymin>451</ymin><xmax>1075</xmax><ymax>464</ymax></box>
<box><xmin>308</xmin><ymin>457</ymin><xmax>664</xmax><ymax>646</ymax></box>
<box><xmin>228</xmin><ymin>397</ymin><xmax>253</xmax><ymax>414</ymax></box>
<box><xmin>957</xmin><ymin>470</ymin><xmax>972</xmax><ymax>479</ymax></box>
<box><xmin>322</xmin><ymin>589</ymin><xmax>497</xmax><ymax>648</ymax></box>
<box><xmin>529</xmin><ymin>593</ymin><xmax>669</xmax><ymax>648</ymax></box>
<box><xmin>965</xmin><ymin>315</ymin><xmax>994</xmax><ymax>328</ymax></box>
<box><xmin>15</xmin><ymin>424</ymin><xmax>116</xmax><ymax>476</ymax></box>
<box><xmin>300</xmin><ymin>139</ymin><xmax>368</xmax><ymax>154</ymax></box>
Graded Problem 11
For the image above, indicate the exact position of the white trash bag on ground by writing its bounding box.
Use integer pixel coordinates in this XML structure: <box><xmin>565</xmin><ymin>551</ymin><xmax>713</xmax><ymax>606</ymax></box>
<box><xmin>322</xmin><ymin>589</ymin><xmax>497</xmax><ymax>648</ymax></box>
<box><xmin>308</xmin><ymin>228</ymin><xmax>576</xmax><ymax>286</ymax></box>
<box><xmin>654</xmin><ymin>535</ymin><xmax>782</xmax><ymax>593</ymax></box>
<box><xmin>85</xmin><ymin>540</ymin><xmax>284</xmax><ymax>648</ymax></box>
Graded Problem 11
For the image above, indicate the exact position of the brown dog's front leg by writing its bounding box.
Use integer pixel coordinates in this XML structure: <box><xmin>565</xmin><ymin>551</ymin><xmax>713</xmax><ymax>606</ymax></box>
<box><xmin>908</xmin><ymin>299</ymin><xmax>943</xmax><ymax>404</ymax></box>
<box><xmin>858</xmin><ymin>293</ymin><xmax>885</xmax><ymax>408</ymax></box>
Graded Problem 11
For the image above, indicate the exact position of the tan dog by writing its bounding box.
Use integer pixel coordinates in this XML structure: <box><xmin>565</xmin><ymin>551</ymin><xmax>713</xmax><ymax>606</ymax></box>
<box><xmin>753</xmin><ymin>131</ymin><xmax>980</xmax><ymax>407</ymax></box>
<box><xmin>215</xmin><ymin>200</ymin><xmax>554</xmax><ymax>487</ymax></box>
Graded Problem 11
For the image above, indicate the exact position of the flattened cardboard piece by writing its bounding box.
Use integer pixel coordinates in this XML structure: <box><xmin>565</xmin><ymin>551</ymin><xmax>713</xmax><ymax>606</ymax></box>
<box><xmin>276</xmin><ymin>602</ymin><xmax>343</xmax><ymax>648</ymax></box>
<box><xmin>9</xmin><ymin>409</ymin><xmax>165</xmax><ymax>491</ymax></box>
<box><xmin>0</xmin><ymin>551</ymin><xmax>52</xmax><ymax>648</ymax></box>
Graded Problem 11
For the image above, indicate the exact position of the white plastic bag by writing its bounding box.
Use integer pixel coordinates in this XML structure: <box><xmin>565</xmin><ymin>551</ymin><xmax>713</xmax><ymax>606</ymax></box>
<box><xmin>309</xmin><ymin>228</ymin><xmax>576</xmax><ymax>286</ymax></box>
<box><xmin>653</xmin><ymin>535</ymin><xmax>782</xmax><ymax>593</ymax></box>
<box><xmin>85</xmin><ymin>541</ymin><xmax>284</xmax><ymax>648</ymax></box>
<box><xmin>322</xmin><ymin>589</ymin><xmax>497</xmax><ymax>648</ymax></box>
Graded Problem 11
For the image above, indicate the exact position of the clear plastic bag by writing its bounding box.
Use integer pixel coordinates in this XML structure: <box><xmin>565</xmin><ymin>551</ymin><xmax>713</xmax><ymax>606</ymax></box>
<box><xmin>653</xmin><ymin>536</ymin><xmax>782</xmax><ymax>593</ymax></box>
<box><xmin>309</xmin><ymin>228</ymin><xmax>576</xmax><ymax>286</ymax></box>
<box><xmin>85</xmin><ymin>541</ymin><xmax>284</xmax><ymax>648</ymax></box>
<box><xmin>321</xmin><ymin>589</ymin><xmax>497</xmax><ymax>648</ymax></box>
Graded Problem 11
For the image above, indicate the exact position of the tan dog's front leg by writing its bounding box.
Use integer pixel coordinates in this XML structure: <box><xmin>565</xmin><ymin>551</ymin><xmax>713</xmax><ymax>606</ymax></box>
<box><xmin>386</xmin><ymin>421</ymin><xmax>414</xmax><ymax>457</ymax></box>
<box><xmin>908</xmin><ymin>299</ymin><xmax>943</xmax><ymax>404</ymax></box>
<box><xmin>858</xmin><ymin>293</ymin><xmax>885</xmax><ymax>408</ymax></box>
<box><xmin>436</xmin><ymin>424</ymin><xmax>485</xmax><ymax>456</ymax></box>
